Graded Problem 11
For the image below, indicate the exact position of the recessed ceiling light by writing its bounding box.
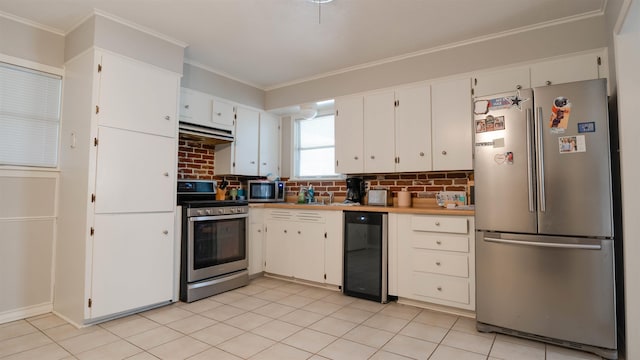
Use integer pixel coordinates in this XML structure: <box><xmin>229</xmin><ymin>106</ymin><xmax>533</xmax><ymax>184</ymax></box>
<box><xmin>308</xmin><ymin>0</ymin><xmax>334</xmax><ymax>3</ymax></box>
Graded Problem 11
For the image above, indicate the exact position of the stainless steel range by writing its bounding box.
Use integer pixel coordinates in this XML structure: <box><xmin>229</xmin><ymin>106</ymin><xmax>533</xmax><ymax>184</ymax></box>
<box><xmin>177</xmin><ymin>180</ymin><xmax>249</xmax><ymax>302</ymax></box>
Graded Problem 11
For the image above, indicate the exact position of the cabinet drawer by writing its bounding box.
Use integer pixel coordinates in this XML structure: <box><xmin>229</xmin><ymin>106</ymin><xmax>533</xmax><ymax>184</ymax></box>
<box><xmin>410</xmin><ymin>233</ymin><xmax>469</xmax><ymax>253</ymax></box>
<box><xmin>410</xmin><ymin>272</ymin><xmax>470</xmax><ymax>304</ymax></box>
<box><xmin>411</xmin><ymin>216</ymin><xmax>468</xmax><ymax>234</ymax></box>
<box><xmin>412</xmin><ymin>251</ymin><xmax>469</xmax><ymax>277</ymax></box>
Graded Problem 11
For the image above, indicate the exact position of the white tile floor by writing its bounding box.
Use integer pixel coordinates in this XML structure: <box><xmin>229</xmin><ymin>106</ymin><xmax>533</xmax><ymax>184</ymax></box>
<box><xmin>0</xmin><ymin>276</ymin><xmax>607</xmax><ymax>360</ymax></box>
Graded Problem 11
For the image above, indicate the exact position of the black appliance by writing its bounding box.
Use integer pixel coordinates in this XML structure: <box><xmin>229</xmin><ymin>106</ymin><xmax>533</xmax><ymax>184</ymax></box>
<box><xmin>343</xmin><ymin>211</ymin><xmax>388</xmax><ymax>303</ymax></box>
<box><xmin>177</xmin><ymin>180</ymin><xmax>249</xmax><ymax>302</ymax></box>
<box><xmin>345</xmin><ymin>177</ymin><xmax>364</xmax><ymax>203</ymax></box>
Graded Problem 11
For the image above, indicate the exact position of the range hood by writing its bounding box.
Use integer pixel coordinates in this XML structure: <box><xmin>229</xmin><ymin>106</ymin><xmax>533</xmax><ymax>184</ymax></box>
<box><xmin>178</xmin><ymin>121</ymin><xmax>234</xmax><ymax>144</ymax></box>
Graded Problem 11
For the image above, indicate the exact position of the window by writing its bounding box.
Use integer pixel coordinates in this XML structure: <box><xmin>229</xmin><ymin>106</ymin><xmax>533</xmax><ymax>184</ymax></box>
<box><xmin>294</xmin><ymin>114</ymin><xmax>339</xmax><ymax>178</ymax></box>
<box><xmin>0</xmin><ymin>62</ymin><xmax>62</xmax><ymax>167</ymax></box>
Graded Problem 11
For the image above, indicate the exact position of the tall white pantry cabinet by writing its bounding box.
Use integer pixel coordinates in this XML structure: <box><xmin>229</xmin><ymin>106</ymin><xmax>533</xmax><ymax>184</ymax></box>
<box><xmin>55</xmin><ymin>49</ymin><xmax>180</xmax><ymax>326</ymax></box>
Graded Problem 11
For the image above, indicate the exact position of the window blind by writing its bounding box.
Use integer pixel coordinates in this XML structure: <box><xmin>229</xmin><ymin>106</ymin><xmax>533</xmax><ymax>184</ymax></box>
<box><xmin>0</xmin><ymin>62</ymin><xmax>62</xmax><ymax>167</ymax></box>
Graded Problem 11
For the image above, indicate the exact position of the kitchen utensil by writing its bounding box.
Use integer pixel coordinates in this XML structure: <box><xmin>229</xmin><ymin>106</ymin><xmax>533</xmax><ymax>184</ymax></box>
<box><xmin>219</xmin><ymin>179</ymin><xmax>228</xmax><ymax>190</ymax></box>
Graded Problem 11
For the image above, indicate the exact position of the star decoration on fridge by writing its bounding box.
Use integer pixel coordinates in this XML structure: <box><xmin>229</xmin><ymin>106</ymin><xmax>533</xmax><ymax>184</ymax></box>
<box><xmin>509</xmin><ymin>90</ymin><xmax>530</xmax><ymax>111</ymax></box>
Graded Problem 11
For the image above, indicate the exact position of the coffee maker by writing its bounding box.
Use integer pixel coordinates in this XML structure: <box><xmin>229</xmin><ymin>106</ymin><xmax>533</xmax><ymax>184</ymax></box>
<box><xmin>345</xmin><ymin>177</ymin><xmax>364</xmax><ymax>204</ymax></box>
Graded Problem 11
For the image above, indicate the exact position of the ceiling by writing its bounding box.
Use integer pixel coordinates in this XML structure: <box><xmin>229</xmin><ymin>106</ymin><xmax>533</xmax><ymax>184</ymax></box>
<box><xmin>0</xmin><ymin>0</ymin><xmax>605</xmax><ymax>90</ymax></box>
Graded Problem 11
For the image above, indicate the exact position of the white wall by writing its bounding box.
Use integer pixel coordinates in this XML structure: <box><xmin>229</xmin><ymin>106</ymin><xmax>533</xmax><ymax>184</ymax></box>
<box><xmin>614</xmin><ymin>0</ymin><xmax>640</xmax><ymax>358</ymax></box>
<box><xmin>0</xmin><ymin>171</ymin><xmax>58</xmax><ymax>323</ymax></box>
<box><xmin>0</xmin><ymin>15</ymin><xmax>64</xmax><ymax>68</ymax></box>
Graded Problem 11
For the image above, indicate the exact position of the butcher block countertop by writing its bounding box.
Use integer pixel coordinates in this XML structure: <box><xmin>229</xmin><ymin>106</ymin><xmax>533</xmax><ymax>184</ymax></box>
<box><xmin>250</xmin><ymin>198</ymin><xmax>474</xmax><ymax>216</ymax></box>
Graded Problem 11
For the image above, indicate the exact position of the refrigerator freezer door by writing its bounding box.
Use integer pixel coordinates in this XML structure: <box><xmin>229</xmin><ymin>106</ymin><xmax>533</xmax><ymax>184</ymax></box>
<box><xmin>534</xmin><ymin>79</ymin><xmax>613</xmax><ymax>237</ymax></box>
<box><xmin>474</xmin><ymin>89</ymin><xmax>537</xmax><ymax>233</ymax></box>
<box><xmin>476</xmin><ymin>231</ymin><xmax>617</xmax><ymax>350</ymax></box>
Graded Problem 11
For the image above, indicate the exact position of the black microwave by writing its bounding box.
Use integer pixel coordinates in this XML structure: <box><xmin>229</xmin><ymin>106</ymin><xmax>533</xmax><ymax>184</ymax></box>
<box><xmin>247</xmin><ymin>181</ymin><xmax>286</xmax><ymax>202</ymax></box>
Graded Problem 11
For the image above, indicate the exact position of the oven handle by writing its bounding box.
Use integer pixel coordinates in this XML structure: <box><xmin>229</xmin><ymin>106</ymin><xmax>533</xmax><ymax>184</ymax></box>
<box><xmin>189</xmin><ymin>214</ymin><xmax>248</xmax><ymax>222</ymax></box>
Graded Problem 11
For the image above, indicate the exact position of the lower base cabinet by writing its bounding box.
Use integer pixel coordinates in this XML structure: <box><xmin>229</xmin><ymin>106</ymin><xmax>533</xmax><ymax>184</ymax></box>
<box><xmin>263</xmin><ymin>209</ymin><xmax>342</xmax><ymax>286</ymax></box>
<box><xmin>248</xmin><ymin>208</ymin><xmax>265</xmax><ymax>276</ymax></box>
<box><xmin>91</xmin><ymin>212</ymin><xmax>174</xmax><ymax>319</ymax></box>
<box><xmin>393</xmin><ymin>214</ymin><xmax>475</xmax><ymax>311</ymax></box>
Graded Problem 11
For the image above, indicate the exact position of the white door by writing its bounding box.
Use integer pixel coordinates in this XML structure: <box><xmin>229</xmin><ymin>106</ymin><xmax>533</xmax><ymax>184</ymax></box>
<box><xmin>324</xmin><ymin>211</ymin><xmax>343</xmax><ymax>286</ymax></box>
<box><xmin>364</xmin><ymin>91</ymin><xmax>396</xmax><ymax>173</ymax></box>
<box><xmin>334</xmin><ymin>95</ymin><xmax>364</xmax><ymax>174</ymax></box>
<box><xmin>293</xmin><ymin>222</ymin><xmax>325</xmax><ymax>283</ymax></box>
<box><xmin>530</xmin><ymin>53</ymin><xmax>601</xmax><ymax>87</ymax></box>
<box><xmin>94</xmin><ymin>127</ymin><xmax>175</xmax><ymax>213</ymax></box>
<box><xmin>90</xmin><ymin>212</ymin><xmax>174</xmax><ymax>319</ymax></box>
<box><xmin>97</xmin><ymin>52</ymin><xmax>178</xmax><ymax>138</ymax></box>
<box><xmin>179</xmin><ymin>88</ymin><xmax>212</xmax><ymax>127</ymax></box>
<box><xmin>248</xmin><ymin>222</ymin><xmax>264</xmax><ymax>276</ymax></box>
<box><xmin>473</xmin><ymin>67</ymin><xmax>530</xmax><ymax>97</ymax></box>
<box><xmin>211</xmin><ymin>98</ymin><xmax>236</xmax><ymax>132</ymax></box>
<box><xmin>431</xmin><ymin>78</ymin><xmax>473</xmax><ymax>171</ymax></box>
<box><xmin>234</xmin><ymin>106</ymin><xmax>259</xmax><ymax>175</ymax></box>
<box><xmin>395</xmin><ymin>84</ymin><xmax>432</xmax><ymax>172</ymax></box>
<box><xmin>264</xmin><ymin>220</ymin><xmax>292</xmax><ymax>277</ymax></box>
<box><xmin>259</xmin><ymin>112</ymin><xmax>280</xmax><ymax>177</ymax></box>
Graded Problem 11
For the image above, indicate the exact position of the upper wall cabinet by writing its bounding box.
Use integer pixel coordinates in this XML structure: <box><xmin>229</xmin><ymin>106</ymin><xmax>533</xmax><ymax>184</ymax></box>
<box><xmin>431</xmin><ymin>77</ymin><xmax>473</xmax><ymax>171</ymax></box>
<box><xmin>364</xmin><ymin>90</ymin><xmax>396</xmax><ymax>173</ymax></box>
<box><xmin>259</xmin><ymin>112</ymin><xmax>281</xmax><ymax>177</ymax></box>
<box><xmin>473</xmin><ymin>66</ymin><xmax>530</xmax><ymax>97</ymax></box>
<box><xmin>335</xmin><ymin>95</ymin><xmax>364</xmax><ymax>174</ymax></box>
<box><xmin>98</xmin><ymin>54</ymin><xmax>177</xmax><ymax>138</ymax></box>
<box><xmin>395</xmin><ymin>84</ymin><xmax>432</xmax><ymax>172</ymax></box>
<box><xmin>179</xmin><ymin>87</ymin><xmax>235</xmax><ymax>133</ymax></box>
<box><xmin>530</xmin><ymin>52</ymin><xmax>602</xmax><ymax>88</ymax></box>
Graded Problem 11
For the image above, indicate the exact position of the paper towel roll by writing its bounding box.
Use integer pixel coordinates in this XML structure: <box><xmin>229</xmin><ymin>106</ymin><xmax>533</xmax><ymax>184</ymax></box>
<box><xmin>397</xmin><ymin>191</ymin><xmax>411</xmax><ymax>207</ymax></box>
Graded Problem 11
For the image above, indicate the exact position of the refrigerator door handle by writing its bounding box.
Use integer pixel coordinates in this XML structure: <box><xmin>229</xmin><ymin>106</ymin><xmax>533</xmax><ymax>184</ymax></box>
<box><xmin>536</xmin><ymin>106</ymin><xmax>546</xmax><ymax>213</ymax></box>
<box><xmin>483</xmin><ymin>237</ymin><xmax>602</xmax><ymax>250</ymax></box>
<box><xmin>526</xmin><ymin>108</ymin><xmax>535</xmax><ymax>213</ymax></box>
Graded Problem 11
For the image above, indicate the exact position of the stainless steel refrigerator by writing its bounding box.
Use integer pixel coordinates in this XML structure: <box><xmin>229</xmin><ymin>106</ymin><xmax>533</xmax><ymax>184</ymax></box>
<box><xmin>474</xmin><ymin>79</ymin><xmax>617</xmax><ymax>359</ymax></box>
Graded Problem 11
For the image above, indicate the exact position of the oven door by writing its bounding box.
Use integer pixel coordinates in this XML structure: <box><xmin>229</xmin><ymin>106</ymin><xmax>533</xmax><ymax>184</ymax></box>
<box><xmin>187</xmin><ymin>213</ymin><xmax>248</xmax><ymax>282</ymax></box>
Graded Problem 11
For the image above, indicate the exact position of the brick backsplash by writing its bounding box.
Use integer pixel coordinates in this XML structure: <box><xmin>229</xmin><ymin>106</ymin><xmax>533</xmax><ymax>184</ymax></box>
<box><xmin>177</xmin><ymin>136</ymin><xmax>473</xmax><ymax>198</ymax></box>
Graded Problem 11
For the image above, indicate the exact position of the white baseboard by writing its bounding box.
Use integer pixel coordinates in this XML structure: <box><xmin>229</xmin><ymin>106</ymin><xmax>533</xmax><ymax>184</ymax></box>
<box><xmin>0</xmin><ymin>302</ymin><xmax>53</xmax><ymax>324</ymax></box>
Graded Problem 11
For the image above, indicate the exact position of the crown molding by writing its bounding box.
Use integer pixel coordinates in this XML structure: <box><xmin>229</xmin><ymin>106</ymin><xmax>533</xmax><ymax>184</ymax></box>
<box><xmin>0</xmin><ymin>10</ymin><xmax>64</xmax><ymax>36</ymax></box>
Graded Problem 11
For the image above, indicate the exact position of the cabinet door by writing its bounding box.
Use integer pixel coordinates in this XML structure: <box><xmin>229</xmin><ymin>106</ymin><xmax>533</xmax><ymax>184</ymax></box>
<box><xmin>264</xmin><ymin>220</ymin><xmax>292</xmax><ymax>277</ymax></box>
<box><xmin>431</xmin><ymin>78</ymin><xmax>473</xmax><ymax>170</ymax></box>
<box><xmin>334</xmin><ymin>95</ymin><xmax>364</xmax><ymax>174</ymax></box>
<box><xmin>234</xmin><ymin>106</ymin><xmax>260</xmax><ymax>175</ymax></box>
<box><xmin>95</xmin><ymin>127</ymin><xmax>175</xmax><ymax>213</ymax></box>
<box><xmin>395</xmin><ymin>84</ymin><xmax>432</xmax><ymax>172</ymax></box>
<box><xmin>259</xmin><ymin>112</ymin><xmax>280</xmax><ymax>177</ymax></box>
<box><xmin>179</xmin><ymin>88</ymin><xmax>212</xmax><ymax>127</ymax></box>
<box><xmin>248</xmin><ymin>222</ymin><xmax>264</xmax><ymax>276</ymax></box>
<box><xmin>90</xmin><ymin>212</ymin><xmax>174</xmax><ymax>319</ymax></box>
<box><xmin>212</xmin><ymin>98</ymin><xmax>235</xmax><ymax>132</ymax></box>
<box><xmin>473</xmin><ymin>66</ymin><xmax>530</xmax><ymax>97</ymax></box>
<box><xmin>364</xmin><ymin>91</ymin><xmax>396</xmax><ymax>173</ymax></box>
<box><xmin>530</xmin><ymin>53</ymin><xmax>601</xmax><ymax>87</ymax></box>
<box><xmin>293</xmin><ymin>222</ymin><xmax>325</xmax><ymax>283</ymax></box>
<box><xmin>97</xmin><ymin>53</ymin><xmax>178</xmax><ymax>138</ymax></box>
<box><xmin>324</xmin><ymin>211</ymin><xmax>343</xmax><ymax>286</ymax></box>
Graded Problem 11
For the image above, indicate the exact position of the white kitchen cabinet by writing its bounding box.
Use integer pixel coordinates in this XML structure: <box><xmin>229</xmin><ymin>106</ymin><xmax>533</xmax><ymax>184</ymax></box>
<box><xmin>248</xmin><ymin>208</ymin><xmax>265</xmax><ymax>276</ymax></box>
<box><xmin>259</xmin><ymin>112</ymin><xmax>281</xmax><ymax>177</ymax></box>
<box><xmin>530</xmin><ymin>52</ymin><xmax>602</xmax><ymax>88</ymax></box>
<box><xmin>388</xmin><ymin>213</ymin><xmax>398</xmax><ymax>296</ymax></box>
<box><xmin>91</xmin><ymin>212</ymin><xmax>174</xmax><ymax>319</ymax></box>
<box><xmin>324</xmin><ymin>211</ymin><xmax>343</xmax><ymax>287</ymax></box>
<box><xmin>335</xmin><ymin>95</ymin><xmax>364</xmax><ymax>174</ymax></box>
<box><xmin>264</xmin><ymin>209</ymin><xmax>340</xmax><ymax>285</ymax></box>
<box><xmin>472</xmin><ymin>66</ymin><xmax>531</xmax><ymax>97</ymax></box>
<box><xmin>396</xmin><ymin>214</ymin><xmax>475</xmax><ymax>311</ymax></box>
<box><xmin>179</xmin><ymin>88</ymin><xmax>211</xmax><ymax>127</ymax></box>
<box><xmin>431</xmin><ymin>77</ymin><xmax>473</xmax><ymax>171</ymax></box>
<box><xmin>364</xmin><ymin>91</ymin><xmax>396</xmax><ymax>173</ymax></box>
<box><xmin>211</xmin><ymin>97</ymin><xmax>236</xmax><ymax>131</ymax></box>
<box><xmin>94</xmin><ymin>126</ymin><xmax>175</xmax><ymax>214</ymax></box>
<box><xmin>55</xmin><ymin>50</ymin><xmax>179</xmax><ymax>325</ymax></box>
<box><xmin>395</xmin><ymin>84</ymin><xmax>432</xmax><ymax>172</ymax></box>
<box><xmin>215</xmin><ymin>106</ymin><xmax>260</xmax><ymax>176</ymax></box>
<box><xmin>97</xmin><ymin>53</ymin><xmax>177</xmax><ymax>138</ymax></box>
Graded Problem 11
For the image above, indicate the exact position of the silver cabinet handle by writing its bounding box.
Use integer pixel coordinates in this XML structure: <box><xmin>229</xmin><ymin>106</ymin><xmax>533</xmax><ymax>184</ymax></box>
<box><xmin>250</xmin><ymin>161</ymin><xmax>256</xmax><ymax>164</ymax></box>
<box><xmin>436</xmin><ymin>240</ymin><xmax>442</xmax><ymax>245</ymax></box>
<box><xmin>216</xmin><ymin>112</ymin><xmax>222</xmax><ymax>116</ymax></box>
<box><xmin>297</xmin><ymin>230</ymin><xmax>301</xmax><ymax>234</ymax></box>
<box><xmin>164</xmin><ymin>115</ymin><xmax>171</xmax><ymax>120</ymax></box>
<box><xmin>419</xmin><ymin>152</ymin><xmax>424</xmax><ymax>156</ymax></box>
<box><xmin>184</xmin><ymin>105</ymin><xmax>189</xmax><ymax>109</ymax></box>
<box><xmin>354</xmin><ymin>156</ymin><xmax>359</xmax><ymax>160</ymax></box>
<box><xmin>441</xmin><ymin>150</ymin><xmax>447</xmax><ymax>155</ymax></box>
<box><xmin>435</xmin><ymin>221</ymin><xmax>440</xmax><ymax>226</ymax></box>
<box><xmin>516</xmin><ymin>85</ymin><xmax>522</xmax><ymax>90</ymax></box>
<box><xmin>284</xmin><ymin>230</ymin><xmax>287</xmax><ymax>233</ymax></box>
<box><xmin>435</xmin><ymin>261</ymin><xmax>441</xmax><ymax>266</ymax></box>
<box><xmin>257</xmin><ymin>229</ymin><xmax>262</xmax><ymax>233</ymax></box>
<box><xmin>162</xmin><ymin>230</ymin><xmax>169</xmax><ymax>235</ymax></box>
<box><xmin>437</xmin><ymin>286</ymin><xmax>443</xmax><ymax>291</ymax></box>
<box><xmin>163</xmin><ymin>172</ymin><xmax>169</xmax><ymax>177</ymax></box>
<box><xmin>370</xmin><ymin>155</ymin><xmax>375</xmax><ymax>159</ymax></box>
<box><xmin>546</xmin><ymin>81</ymin><xmax>552</xmax><ymax>86</ymax></box>
<box><xmin>262</xmin><ymin>162</ymin><xmax>267</xmax><ymax>165</ymax></box>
